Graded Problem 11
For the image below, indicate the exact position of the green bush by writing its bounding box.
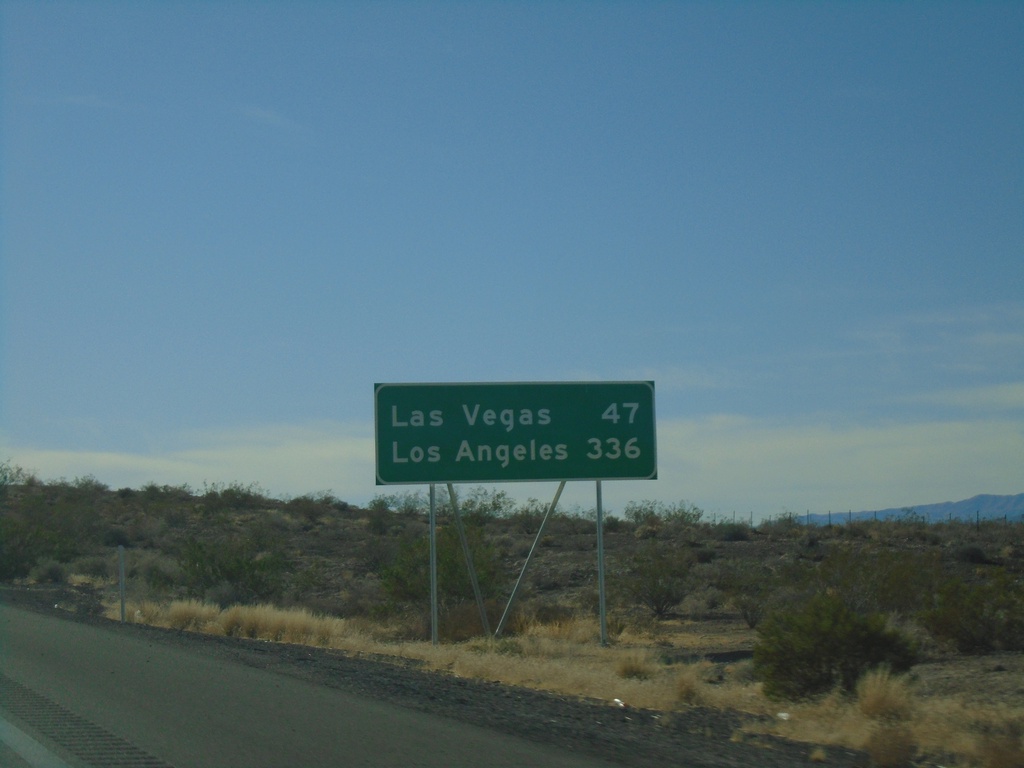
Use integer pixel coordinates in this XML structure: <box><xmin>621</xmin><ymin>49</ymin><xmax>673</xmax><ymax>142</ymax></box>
<box><xmin>711</xmin><ymin>522</ymin><xmax>751</xmax><ymax>542</ymax></box>
<box><xmin>72</xmin><ymin>555</ymin><xmax>112</xmax><ymax>579</ymax></box>
<box><xmin>621</xmin><ymin>541</ymin><xmax>693</xmax><ymax>617</ymax></box>
<box><xmin>381</xmin><ymin>522</ymin><xmax>502</xmax><ymax>609</ymax></box>
<box><xmin>623</xmin><ymin>499</ymin><xmax>703</xmax><ymax>528</ymax></box>
<box><xmin>29</xmin><ymin>558</ymin><xmax>67</xmax><ymax>584</ymax></box>
<box><xmin>0</xmin><ymin>514</ymin><xmax>81</xmax><ymax>579</ymax></box>
<box><xmin>200</xmin><ymin>482</ymin><xmax>272</xmax><ymax>512</ymax></box>
<box><xmin>177</xmin><ymin>536</ymin><xmax>288</xmax><ymax>605</ymax></box>
<box><xmin>811</xmin><ymin>545</ymin><xmax>943</xmax><ymax>616</ymax></box>
<box><xmin>919</xmin><ymin>570</ymin><xmax>1024</xmax><ymax>652</ymax></box>
<box><xmin>753</xmin><ymin>593</ymin><xmax>918</xmax><ymax>699</ymax></box>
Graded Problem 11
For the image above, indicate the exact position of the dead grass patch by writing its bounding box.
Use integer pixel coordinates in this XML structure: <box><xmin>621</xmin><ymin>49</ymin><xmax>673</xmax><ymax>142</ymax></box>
<box><xmin>616</xmin><ymin>650</ymin><xmax>656</xmax><ymax>680</ymax></box>
<box><xmin>856</xmin><ymin>668</ymin><xmax>913</xmax><ymax>721</ymax></box>
<box><xmin>166</xmin><ymin>599</ymin><xmax>220</xmax><ymax>631</ymax></box>
<box><xmin>676</xmin><ymin>661</ymin><xmax>711</xmax><ymax>706</ymax></box>
<box><xmin>972</xmin><ymin>719</ymin><xmax>1024</xmax><ymax>768</ymax></box>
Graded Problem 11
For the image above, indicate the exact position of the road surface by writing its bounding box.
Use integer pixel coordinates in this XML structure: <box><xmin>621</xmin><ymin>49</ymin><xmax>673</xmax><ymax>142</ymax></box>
<box><xmin>0</xmin><ymin>604</ymin><xmax>617</xmax><ymax>768</ymax></box>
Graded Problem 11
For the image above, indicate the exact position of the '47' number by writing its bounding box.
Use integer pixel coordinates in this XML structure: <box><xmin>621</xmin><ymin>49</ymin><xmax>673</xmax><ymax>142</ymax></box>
<box><xmin>587</xmin><ymin>437</ymin><xmax>641</xmax><ymax>460</ymax></box>
<box><xmin>602</xmin><ymin>402</ymin><xmax>639</xmax><ymax>424</ymax></box>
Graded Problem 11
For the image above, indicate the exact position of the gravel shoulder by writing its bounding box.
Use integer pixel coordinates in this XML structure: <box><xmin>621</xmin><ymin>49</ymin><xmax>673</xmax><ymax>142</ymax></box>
<box><xmin>1</xmin><ymin>585</ymin><xmax>868</xmax><ymax>768</ymax></box>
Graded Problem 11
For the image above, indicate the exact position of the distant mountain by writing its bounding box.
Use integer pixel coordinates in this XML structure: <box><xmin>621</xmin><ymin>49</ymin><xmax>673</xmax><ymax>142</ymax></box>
<box><xmin>806</xmin><ymin>493</ymin><xmax>1024</xmax><ymax>526</ymax></box>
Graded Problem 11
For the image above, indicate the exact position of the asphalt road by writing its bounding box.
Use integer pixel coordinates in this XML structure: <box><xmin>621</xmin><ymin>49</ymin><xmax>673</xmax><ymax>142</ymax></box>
<box><xmin>0</xmin><ymin>604</ymin><xmax>617</xmax><ymax>768</ymax></box>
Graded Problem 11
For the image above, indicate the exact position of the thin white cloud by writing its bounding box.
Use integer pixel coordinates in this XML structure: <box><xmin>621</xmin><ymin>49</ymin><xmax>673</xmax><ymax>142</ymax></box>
<box><xmin>655</xmin><ymin>415</ymin><xmax>1024</xmax><ymax>516</ymax></box>
<box><xmin>842</xmin><ymin>302</ymin><xmax>1024</xmax><ymax>384</ymax></box>
<box><xmin>5</xmin><ymin>416</ymin><xmax>1021</xmax><ymax>520</ymax></box>
<box><xmin>911</xmin><ymin>383</ymin><xmax>1024</xmax><ymax>411</ymax></box>
<box><xmin>5</xmin><ymin>423</ymin><xmax>374</xmax><ymax>500</ymax></box>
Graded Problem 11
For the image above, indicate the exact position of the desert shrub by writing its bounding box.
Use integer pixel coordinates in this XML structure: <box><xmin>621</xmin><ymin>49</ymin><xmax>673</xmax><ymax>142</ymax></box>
<box><xmin>715</xmin><ymin>560</ymin><xmax>779</xmax><ymax>628</ymax></box>
<box><xmin>623</xmin><ymin>499</ymin><xmax>703</xmax><ymax>532</ymax></box>
<box><xmin>544</xmin><ymin>510</ymin><xmax>593</xmax><ymax>536</ymax></box>
<box><xmin>753</xmin><ymin>593</ymin><xmax>918</xmax><ymax>699</ymax></box>
<box><xmin>135</xmin><ymin>552</ymin><xmax>181</xmax><ymax>591</ymax></box>
<box><xmin>358</xmin><ymin>537</ymin><xmax>397</xmax><ymax>575</ymax></box>
<box><xmin>0</xmin><ymin>460</ymin><xmax>29</xmax><ymax>503</ymax></box>
<box><xmin>508</xmin><ymin>499</ymin><xmax>546</xmax><ymax>533</ymax></box>
<box><xmin>0</xmin><ymin>517</ymin><xmax>43</xmax><ymax>578</ymax></box>
<box><xmin>918</xmin><ymin>570</ymin><xmax>1024</xmax><ymax>652</ymax></box>
<box><xmin>621</xmin><ymin>541</ymin><xmax>693</xmax><ymax>617</ymax></box>
<box><xmin>103</xmin><ymin>526</ymin><xmax>132</xmax><ymax>547</ymax></box>
<box><xmin>711</xmin><ymin>522</ymin><xmax>750</xmax><ymax>542</ymax></box>
<box><xmin>367</xmin><ymin>491</ymin><xmax>425</xmax><ymax>517</ymax></box>
<box><xmin>953</xmin><ymin>544</ymin><xmax>990</xmax><ymax>564</ymax></box>
<box><xmin>0</xmin><ymin>511</ymin><xmax>85</xmax><ymax>578</ymax></box>
<box><xmin>449</xmin><ymin>487</ymin><xmax>516</xmax><ymax>525</ymax></box>
<box><xmin>603</xmin><ymin>515</ymin><xmax>624</xmax><ymax>533</ymax></box>
<box><xmin>177</xmin><ymin>536</ymin><xmax>289</xmax><ymax>605</ymax></box>
<box><xmin>72</xmin><ymin>555</ymin><xmax>112</xmax><ymax>579</ymax></box>
<box><xmin>732</xmin><ymin>594</ymin><xmax>768</xmax><ymax>629</ymax></box>
<box><xmin>291</xmin><ymin>558</ymin><xmax>331</xmax><ymax>595</ymax></box>
<box><xmin>29</xmin><ymin>558</ymin><xmax>67</xmax><ymax>583</ymax></box>
<box><xmin>757</xmin><ymin>512</ymin><xmax>803</xmax><ymax>538</ymax></box>
<box><xmin>200</xmin><ymin>481</ymin><xmax>272</xmax><ymax>513</ymax></box>
<box><xmin>0</xmin><ymin>489</ymin><xmax>94</xmax><ymax>574</ymax></box>
<box><xmin>285</xmin><ymin>494</ymin><xmax>330</xmax><ymax>525</ymax></box>
<box><xmin>365</xmin><ymin>507</ymin><xmax>392</xmax><ymax>536</ymax></box>
<box><xmin>334</xmin><ymin>579</ymin><xmax>387</xmax><ymax>617</ymax></box>
<box><xmin>810</xmin><ymin>545</ymin><xmax>942</xmax><ymax>617</ymax></box>
<box><xmin>381</xmin><ymin>522</ymin><xmax>502</xmax><ymax>610</ymax></box>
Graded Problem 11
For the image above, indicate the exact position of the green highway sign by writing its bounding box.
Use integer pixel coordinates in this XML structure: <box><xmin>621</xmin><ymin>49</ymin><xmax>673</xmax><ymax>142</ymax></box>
<box><xmin>374</xmin><ymin>381</ymin><xmax>656</xmax><ymax>484</ymax></box>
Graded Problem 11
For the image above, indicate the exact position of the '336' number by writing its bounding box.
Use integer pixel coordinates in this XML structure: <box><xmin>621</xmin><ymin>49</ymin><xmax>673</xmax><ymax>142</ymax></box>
<box><xmin>586</xmin><ymin>437</ymin><xmax>640</xmax><ymax>460</ymax></box>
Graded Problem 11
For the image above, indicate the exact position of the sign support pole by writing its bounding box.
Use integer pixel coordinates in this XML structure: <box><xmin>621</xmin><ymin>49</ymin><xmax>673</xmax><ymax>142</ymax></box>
<box><xmin>494</xmin><ymin>481</ymin><xmax>566</xmax><ymax>638</ymax></box>
<box><xmin>596</xmin><ymin>480</ymin><xmax>609</xmax><ymax>646</ymax></box>
<box><xmin>429</xmin><ymin>484</ymin><xmax>438</xmax><ymax>646</ymax></box>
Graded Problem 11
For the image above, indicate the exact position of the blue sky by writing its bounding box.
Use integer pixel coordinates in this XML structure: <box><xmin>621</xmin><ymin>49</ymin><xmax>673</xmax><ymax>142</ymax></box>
<box><xmin>2</xmin><ymin>1</ymin><xmax>1022</xmax><ymax>518</ymax></box>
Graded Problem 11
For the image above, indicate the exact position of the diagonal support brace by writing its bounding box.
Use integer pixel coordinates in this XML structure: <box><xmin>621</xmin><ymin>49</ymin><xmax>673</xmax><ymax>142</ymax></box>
<box><xmin>493</xmin><ymin>481</ymin><xmax>566</xmax><ymax>638</ymax></box>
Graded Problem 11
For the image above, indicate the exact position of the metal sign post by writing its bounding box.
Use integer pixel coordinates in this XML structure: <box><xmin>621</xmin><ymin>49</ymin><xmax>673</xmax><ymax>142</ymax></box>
<box><xmin>596</xmin><ymin>481</ymin><xmax>608</xmax><ymax>646</ymax></box>
<box><xmin>429</xmin><ymin>484</ymin><xmax>438</xmax><ymax>646</ymax></box>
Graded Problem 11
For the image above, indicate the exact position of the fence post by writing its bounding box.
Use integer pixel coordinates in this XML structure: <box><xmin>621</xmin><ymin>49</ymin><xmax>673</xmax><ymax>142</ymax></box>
<box><xmin>118</xmin><ymin>545</ymin><xmax>126</xmax><ymax>623</ymax></box>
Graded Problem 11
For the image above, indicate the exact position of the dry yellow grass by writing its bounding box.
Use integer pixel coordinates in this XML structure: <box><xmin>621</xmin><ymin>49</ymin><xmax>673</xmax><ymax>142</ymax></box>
<box><xmin>166</xmin><ymin>599</ymin><xmax>220</xmax><ymax>631</ymax></box>
<box><xmin>975</xmin><ymin>721</ymin><xmax>1024</xmax><ymax>768</ymax></box>
<box><xmin>107</xmin><ymin>598</ymin><xmax>1024</xmax><ymax>767</ymax></box>
<box><xmin>675</xmin><ymin>660</ymin><xmax>711</xmax><ymax>706</ymax></box>
<box><xmin>616</xmin><ymin>650</ymin><xmax>657</xmax><ymax>680</ymax></box>
<box><xmin>856</xmin><ymin>668</ymin><xmax>913</xmax><ymax>721</ymax></box>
